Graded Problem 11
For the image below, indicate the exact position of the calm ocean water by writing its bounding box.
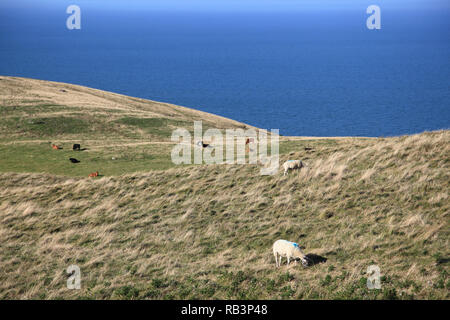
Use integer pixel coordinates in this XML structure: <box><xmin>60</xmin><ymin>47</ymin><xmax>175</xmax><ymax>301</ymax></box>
<box><xmin>1</xmin><ymin>7</ymin><xmax>449</xmax><ymax>136</ymax></box>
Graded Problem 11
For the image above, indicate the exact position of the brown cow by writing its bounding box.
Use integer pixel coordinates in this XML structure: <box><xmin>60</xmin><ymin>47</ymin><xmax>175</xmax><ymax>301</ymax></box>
<box><xmin>88</xmin><ymin>171</ymin><xmax>99</xmax><ymax>178</ymax></box>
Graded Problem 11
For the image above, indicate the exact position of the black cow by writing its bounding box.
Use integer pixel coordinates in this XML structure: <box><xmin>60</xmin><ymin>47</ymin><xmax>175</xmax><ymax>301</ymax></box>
<box><xmin>69</xmin><ymin>158</ymin><xmax>80</xmax><ymax>163</ymax></box>
<box><xmin>73</xmin><ymin>144</ymin><xmax>81</xmax><ymax>151</ymax></box>
<box><xmin>197</xmin><ymin>141</ymin><xmax>210</xmax><ymax>148</ymax></box>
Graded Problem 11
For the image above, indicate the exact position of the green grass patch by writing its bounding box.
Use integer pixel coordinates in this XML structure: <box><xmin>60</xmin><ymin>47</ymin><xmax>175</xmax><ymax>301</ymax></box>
<box><xmin>0</xmin><ymin>142</ymin><xmax>178</xmax><ymax>176</ymax></box>
<box><xmin>115</xmin><ymin>117</ymin><xmax>192</xmax><ymax>138</ymax></box>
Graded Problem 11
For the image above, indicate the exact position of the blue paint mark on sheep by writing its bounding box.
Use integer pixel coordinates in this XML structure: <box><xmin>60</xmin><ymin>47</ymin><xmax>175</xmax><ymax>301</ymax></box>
<box><xmin>284</xmin><ymin>240</ymin><xmax>300</xmax><ymax>248</ymax></box>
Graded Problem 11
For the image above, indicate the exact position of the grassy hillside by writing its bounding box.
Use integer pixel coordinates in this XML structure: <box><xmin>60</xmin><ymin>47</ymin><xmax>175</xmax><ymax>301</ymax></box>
<box><xmin>0</xmin><ymin>76</ymin><xmax>448</xmax><ymax>300</ymax></box>
<box><xmin>0</xmin><ymin>76</ymin><xmax>254</xmax><ymax>175</ymax></box>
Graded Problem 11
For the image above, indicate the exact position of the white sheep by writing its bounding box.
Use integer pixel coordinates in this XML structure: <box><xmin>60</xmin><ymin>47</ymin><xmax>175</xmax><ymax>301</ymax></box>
<box><xmin>273</xmin><ymin>239</ymin><xmax>308</xmax><ymax>267</ymax></box>
<box><xmin>283</xmin><ymin>160</ymin><xmax>304</xmax><ymax>176</ymax></box>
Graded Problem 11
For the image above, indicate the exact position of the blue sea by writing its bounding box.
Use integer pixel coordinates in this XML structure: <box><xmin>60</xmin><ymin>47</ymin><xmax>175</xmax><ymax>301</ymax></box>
<box><xmin>1</xmin><ymin>5</ymin><xmax>449</xmax><ymax>137</ymax></box>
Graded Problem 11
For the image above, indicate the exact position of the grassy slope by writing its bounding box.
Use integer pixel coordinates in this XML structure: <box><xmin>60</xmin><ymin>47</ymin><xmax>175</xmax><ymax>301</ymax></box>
<box><xmin>0</xmin><ymin>76</ymin><xmax>253</xmax><ymax>175</ymax></box>
<box><xmin>0</xmin><ymin>76</ymin><xmax>448</xmax><ymax>299</ymax></box>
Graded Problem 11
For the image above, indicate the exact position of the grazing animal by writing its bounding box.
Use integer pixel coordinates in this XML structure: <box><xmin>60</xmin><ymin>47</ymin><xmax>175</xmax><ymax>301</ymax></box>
<box><xmin>69</xmin><ymin>158</ymin><xmax>80</xmax><ymax>163</ymax></box>
<box><xmin>73</xmin><ymin>144</ymin><xmax>81</xmax><ymax>151</ymax></box>
<box><xmin>88</xmin><ymin>171</ymin><xmax>99</xmax><ymax>178</ymax></box>
<box><xmin>51</xmin><ymin>144</ymin><xmax>61</xmax><ymax>150</ymax></box>
<box><xmin>197</xmin><ymin>141</ymin><xmax>210</xmax><ymax>148</ymax></box>
<box><xmin>245</xmin><ymin>138</ymin><xmax>255</xmax><ymax>152</ymax></box>
<box><xmin>273</xmin><ymin>239</ymin><xmax>308</xmax><ymax>267</ymax></box>
<box><xmin>283</xmin><ymin>160</ymin><xmax>304</xmax><ymax>176</ymax></box>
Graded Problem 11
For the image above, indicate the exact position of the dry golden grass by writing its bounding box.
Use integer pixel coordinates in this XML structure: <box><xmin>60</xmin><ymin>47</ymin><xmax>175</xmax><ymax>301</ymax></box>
<box><xmin>0</xmin><ymin>76</ymin><xmax>448</xmax><ymax>299</ymax></box>
<box><xmin>0</xmin><ymin>128</ymin><xmax>448</xmax><ymax>299</ymax></box>
<box><xmin>0</xmin><ymin>75</ymin><xmax>252</xmax><ymax>134</ymax></box>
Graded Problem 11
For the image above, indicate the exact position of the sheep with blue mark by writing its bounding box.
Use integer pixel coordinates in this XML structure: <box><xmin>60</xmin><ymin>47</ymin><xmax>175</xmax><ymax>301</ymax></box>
<box><xmin>273</xmin><ymin>239</ymin><xmax>308</xmax><ymax>267</ymax></box>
